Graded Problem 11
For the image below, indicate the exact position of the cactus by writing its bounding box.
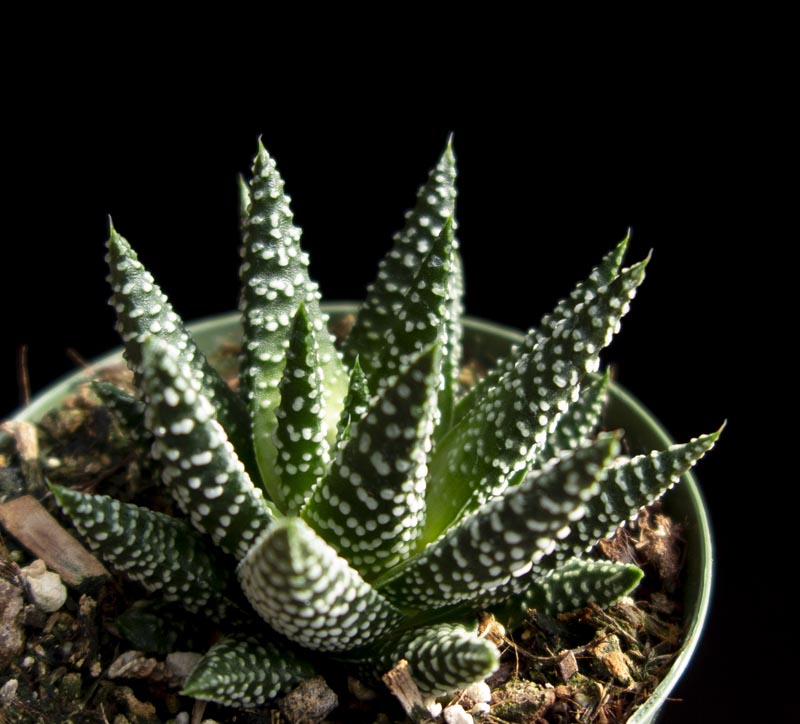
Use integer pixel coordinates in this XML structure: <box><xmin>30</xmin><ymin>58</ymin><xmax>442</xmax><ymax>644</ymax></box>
<box><xmin>51</xmin><ymin>138</ymin><xmax>721</xmax><ymax>709</ymax></box>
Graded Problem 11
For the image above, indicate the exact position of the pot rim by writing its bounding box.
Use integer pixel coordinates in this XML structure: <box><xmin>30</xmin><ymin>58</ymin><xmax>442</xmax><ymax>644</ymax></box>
<box><xmin>8</xmin><ymin>305</ymin><xmax>712</xmax><ymax>723</ymax></box>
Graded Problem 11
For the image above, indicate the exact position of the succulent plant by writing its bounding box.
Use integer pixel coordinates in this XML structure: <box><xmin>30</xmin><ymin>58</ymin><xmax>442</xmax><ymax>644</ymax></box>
<box><xmin>51</xmin><ymin>138</ymin><xmax>721</xmax><ymax>710</ymax></box>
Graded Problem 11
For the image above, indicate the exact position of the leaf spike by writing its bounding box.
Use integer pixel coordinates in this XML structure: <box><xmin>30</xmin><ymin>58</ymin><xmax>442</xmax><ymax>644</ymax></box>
<box><xmin>449</xmin><ymin>234</ymin><xmax>633</xmax><ymax>430</ymax></box>
<box><xmin>445</xmin><ymin>131</ymin><xmax>455</xmax><ymax>158</ymax></box>
<box><xmin>141</xmin><ymin>338</ymin><xmax>277</xmax><ymax>560</ymax></box>
<box><xmin>379</xmin><ymin>434</ymin><xmax>621</xmax><ymax>611</ymax></box>
<box><xmin>342</xmin><ymin>139</ymin><xmax>460</xmax><ymax>372</ymax></box>
<box><xmin>50</xmin><ymin>482</ymin><xmax>234</xmax><ymax>617</ymax></box>
<box><xmin>569</xmin><ymin>427</ymin><xmax>722</xmax><ymax>559</ymax></box>
<box><xmin>183</xmin><ymin>634</ymin><xmax>316</xmax><ymax>707</ymax></box>
<box><xmin>534</xmin><ymin>368</ymin><xmax>611</xmax><ymax>466</ymax></box>
<box><xmin>105</xmin><ymin>227</ymin><xmax>256</xmax><ymax>477</ymax></box>
<box><xmin>335</xmin><ymin>355</ymin><xmax>370</xmax><ymax>446</ymax></box>
<box><xmin>425</xmin><ymin>259</ymin><xmax>647</xmax><ymax>544</ymax></box>
<box><xmin>237</xmin><ymin>517</ymin><xmax>404</xmax><ymax>652</ymax></box>
<box><xmin>371</xmin><ymin>623</ymin><xmax>499</xmax><ymax>696</ymax></box>
<box><xmin>303</xmin><ymin>344</ymin><xmax>443</xmax><ymax>579</ymax></box>
<box><xmin>491</xmin><ymin>558</ymin><xmax>644</xmax><ymax>625</ymax></box>
<box><xmin>90</xmin><ymin>381</ymin><xmax>151</xmax><ymax>454</ymax></box>
<box><xmin>239</xmin><ymin>140</ymin><xmax>348</xmax><ymax>500</ymax></box>
<box><xmin>273</xmin><ymin>302</ymin><xmax>331</xmax><ymax>514</ymax></box>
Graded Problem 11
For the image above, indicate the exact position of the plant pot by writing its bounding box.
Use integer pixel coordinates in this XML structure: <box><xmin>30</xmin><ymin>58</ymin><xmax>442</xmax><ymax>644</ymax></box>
<box><xmin>5</xmin><ymin>305</ymin><xmax>712</xmax><ymax>723</ymax></box>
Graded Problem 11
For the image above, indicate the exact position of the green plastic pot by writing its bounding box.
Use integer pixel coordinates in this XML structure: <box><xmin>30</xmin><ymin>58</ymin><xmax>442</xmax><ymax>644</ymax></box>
<box><xmin>9</xmin><ymin>305</ymin><xmax>712</xmax><ymax>723</ymax></box>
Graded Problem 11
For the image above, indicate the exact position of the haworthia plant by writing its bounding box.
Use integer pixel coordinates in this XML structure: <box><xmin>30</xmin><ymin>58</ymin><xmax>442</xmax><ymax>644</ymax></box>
<box><xmin>51</xmin><ymin>139</ymin><xmax>722</xmax><ymax>710</ymax></box>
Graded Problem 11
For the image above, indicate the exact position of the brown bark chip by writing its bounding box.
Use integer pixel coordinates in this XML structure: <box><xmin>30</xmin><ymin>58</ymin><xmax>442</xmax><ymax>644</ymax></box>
<box><xmin>0</xmin><ymin>495</ymin><xmax>109</xmax><ymax>590</ymax></box>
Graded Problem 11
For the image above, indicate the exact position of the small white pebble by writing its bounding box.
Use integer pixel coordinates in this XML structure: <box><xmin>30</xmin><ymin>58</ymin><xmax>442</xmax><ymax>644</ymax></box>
<box><xmin>0</xmin><ymin>679</ymin><xmax>18</xmax><ymax>703</ymax></box>
<box><xmin>175</xmin><ymin>712</ymin><xmax>190</xmax><ymax>724</ymax></box>
<box><xmin>21</xmin><ymin>560</ymin><xmax>67</xmax><ymax>613</ymax></box>
<box><xmin>443</xmin><ymin>704</ymin><xmax>474</xmax><ymax>724</ymax></box>
<box><xmin>472</xmin><ymin>702</ymin><xmax>491</xmax><ymax>715</ymax></box>
<box><xmin>463</xmin><ymin>681</ymin><xmax>492</xmax><ymax>703</ymax></box>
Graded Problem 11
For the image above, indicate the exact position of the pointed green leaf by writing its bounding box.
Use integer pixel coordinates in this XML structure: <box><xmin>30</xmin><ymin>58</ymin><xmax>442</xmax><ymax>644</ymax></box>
<box><xmin>239</xmin><ymin>142</ymin><xmax>347</xmax><ymax>505</ymax></box>
<box><xmin>378</xmin><ymin>435</ymin><xmax>619</xmax><ymax>611</ymax></box>
<box><xmin>91</xmin><ymin>381</ymin><xmax>149</xmax><ymax>447</ymax></box>
<box><xmin>237</xmin><ymin>517</ymin><xmax>403</xmax><ymax>652</ymax></box>
<box><xmin>568</xmin><ymin>427</ymin><xmax>723</xmax><ymax>560</ymax></box>
<box><xmin>50</xmin><ymin>483</ymin><xmax>233</xmax><ymax>617</ymax></box>
<box><xmin>274</xmin><ymin>304</ymin><xmax>330</xmax><ymax>514</ymax></box>
<box><xmin>536</xmin><ymin>370</ymin><xmax>610</xmax><ymax>464</ymax></box>
<box><xmin>142</xmin><ymin>340</ymin><xmax>277</xmax><ymax>560</ymax></box>
<box><xmin>424</xmin><ymin>258</ymin><xmax>648</xmax><ymax>543</ymax></box>
<box><xmin>451</xmin><ymin>235</ymin><xmax>629</xmax><ymax>429</ymax></box>
<box><xmin>106</xmin><ymin>226</ymin><xmax>255</xmax><ymax>475</ymax></box>
<box><xmin>491</xmin><ymin>558</ymin><xmax>643</xmax><ymax>626</ymax></box>
<box><xmin>372</xmin><ymin>623</ymin><xmax>499</xmax><ymax>696</ymax></box>
<box><xmin>342</xmin><ymin>139</ymin><xmax>459</xmax><ymax>367</ymax></box>
<box><xmin>303</xmin><ymin>346</ymin><xmax>442</xmax><ymax>579</ymax></box>
<box><xmin>335</xmin><ymin>357</ymin><xmax>370</xmax><ymax>446</ymax></box>
<box><xmin>183</xmin><ymin>634</ymin><xmax>315</xmax><ymax>707</ymax></box>
<box><xmin>348</xmin><ymin>217</ymin><xmax>459</xmax><ymax>396</ymax></box>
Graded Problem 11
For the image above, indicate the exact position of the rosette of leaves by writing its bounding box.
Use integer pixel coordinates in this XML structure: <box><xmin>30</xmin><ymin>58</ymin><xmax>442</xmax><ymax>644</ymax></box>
<box><xmin>51</xmin><ymin>138</ymin><xmax>721</xmax><ymax>709</ymax></box>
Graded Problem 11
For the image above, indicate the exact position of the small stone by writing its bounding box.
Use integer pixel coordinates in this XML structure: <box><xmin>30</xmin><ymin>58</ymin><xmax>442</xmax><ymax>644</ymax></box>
<box><xmin>175</xmin><ymin>713</ymin><xmax>190</xmax><ymax>724</ymax></box>
<box><xmin>443</xmin><ymin>704</ymin><xmax>474</xmax><ymax>724</ymax></box>
<box><xmin>557</xmin><ymin>650</ymin><xmax>578</xmax><ymax>683</ymax></box>
<box><xmin>0</xmin><ymin>678</ymin><xmax>18</xmax><ymax>703</ymax></box>
<box><xmin>463</xmin><ymin>681</ymin><xmax>492</xmax><ymax>703</ymax></box>
<box><xmin>472</xmin><ymin>702</ymin><xmax>490</xmax><ymax>715</ymax></box>
<box><xmin>492</xmin><ymin>679</ymin><xmax>556</xmax><ymax>723</ymax></box>
<box><xmin>21</xmin><ymin>559</ymin><xmax>68</xmax><ymax>612</ymax></box>
<box><xmin>59</xmin><ymin>671</ymin><xmax>83</xmax><ymax>701</ymax></box>
<box><xmin>279</xmin><ymin>675</ymin><xmax>338</xmax><ymax>724</ymax></box>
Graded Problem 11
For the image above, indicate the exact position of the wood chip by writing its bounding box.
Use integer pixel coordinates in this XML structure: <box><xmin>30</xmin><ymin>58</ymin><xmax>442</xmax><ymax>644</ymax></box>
<box><xmin>108</xmin><ymin>650</ymin><xmax>159</xmax><ymax>680</ymax></box>
<box><xmin>0</xmin><ymin>495</ymin><xmax>109</xmax><ymax>590</ymax></box>
<box><xmin>0</xmin><ymin>421</ymin><xmax>44</xmax><ymax>491</ymax></box>
<box><xmin>589</xmin><ymin>634</ymin><xmax>633</xmax><ymax>686</ymax></box>
<box><xmin>382</xmin><ymin>659</ymin><xmax>430</xmax><ymax>723</ymax></box>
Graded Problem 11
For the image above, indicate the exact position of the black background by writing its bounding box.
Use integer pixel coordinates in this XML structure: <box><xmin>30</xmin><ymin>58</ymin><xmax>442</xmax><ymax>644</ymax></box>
<box><xmin>1</xmin><ymin>47</ymin><xmax>783</xmax><ymax>722</ymax></box>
